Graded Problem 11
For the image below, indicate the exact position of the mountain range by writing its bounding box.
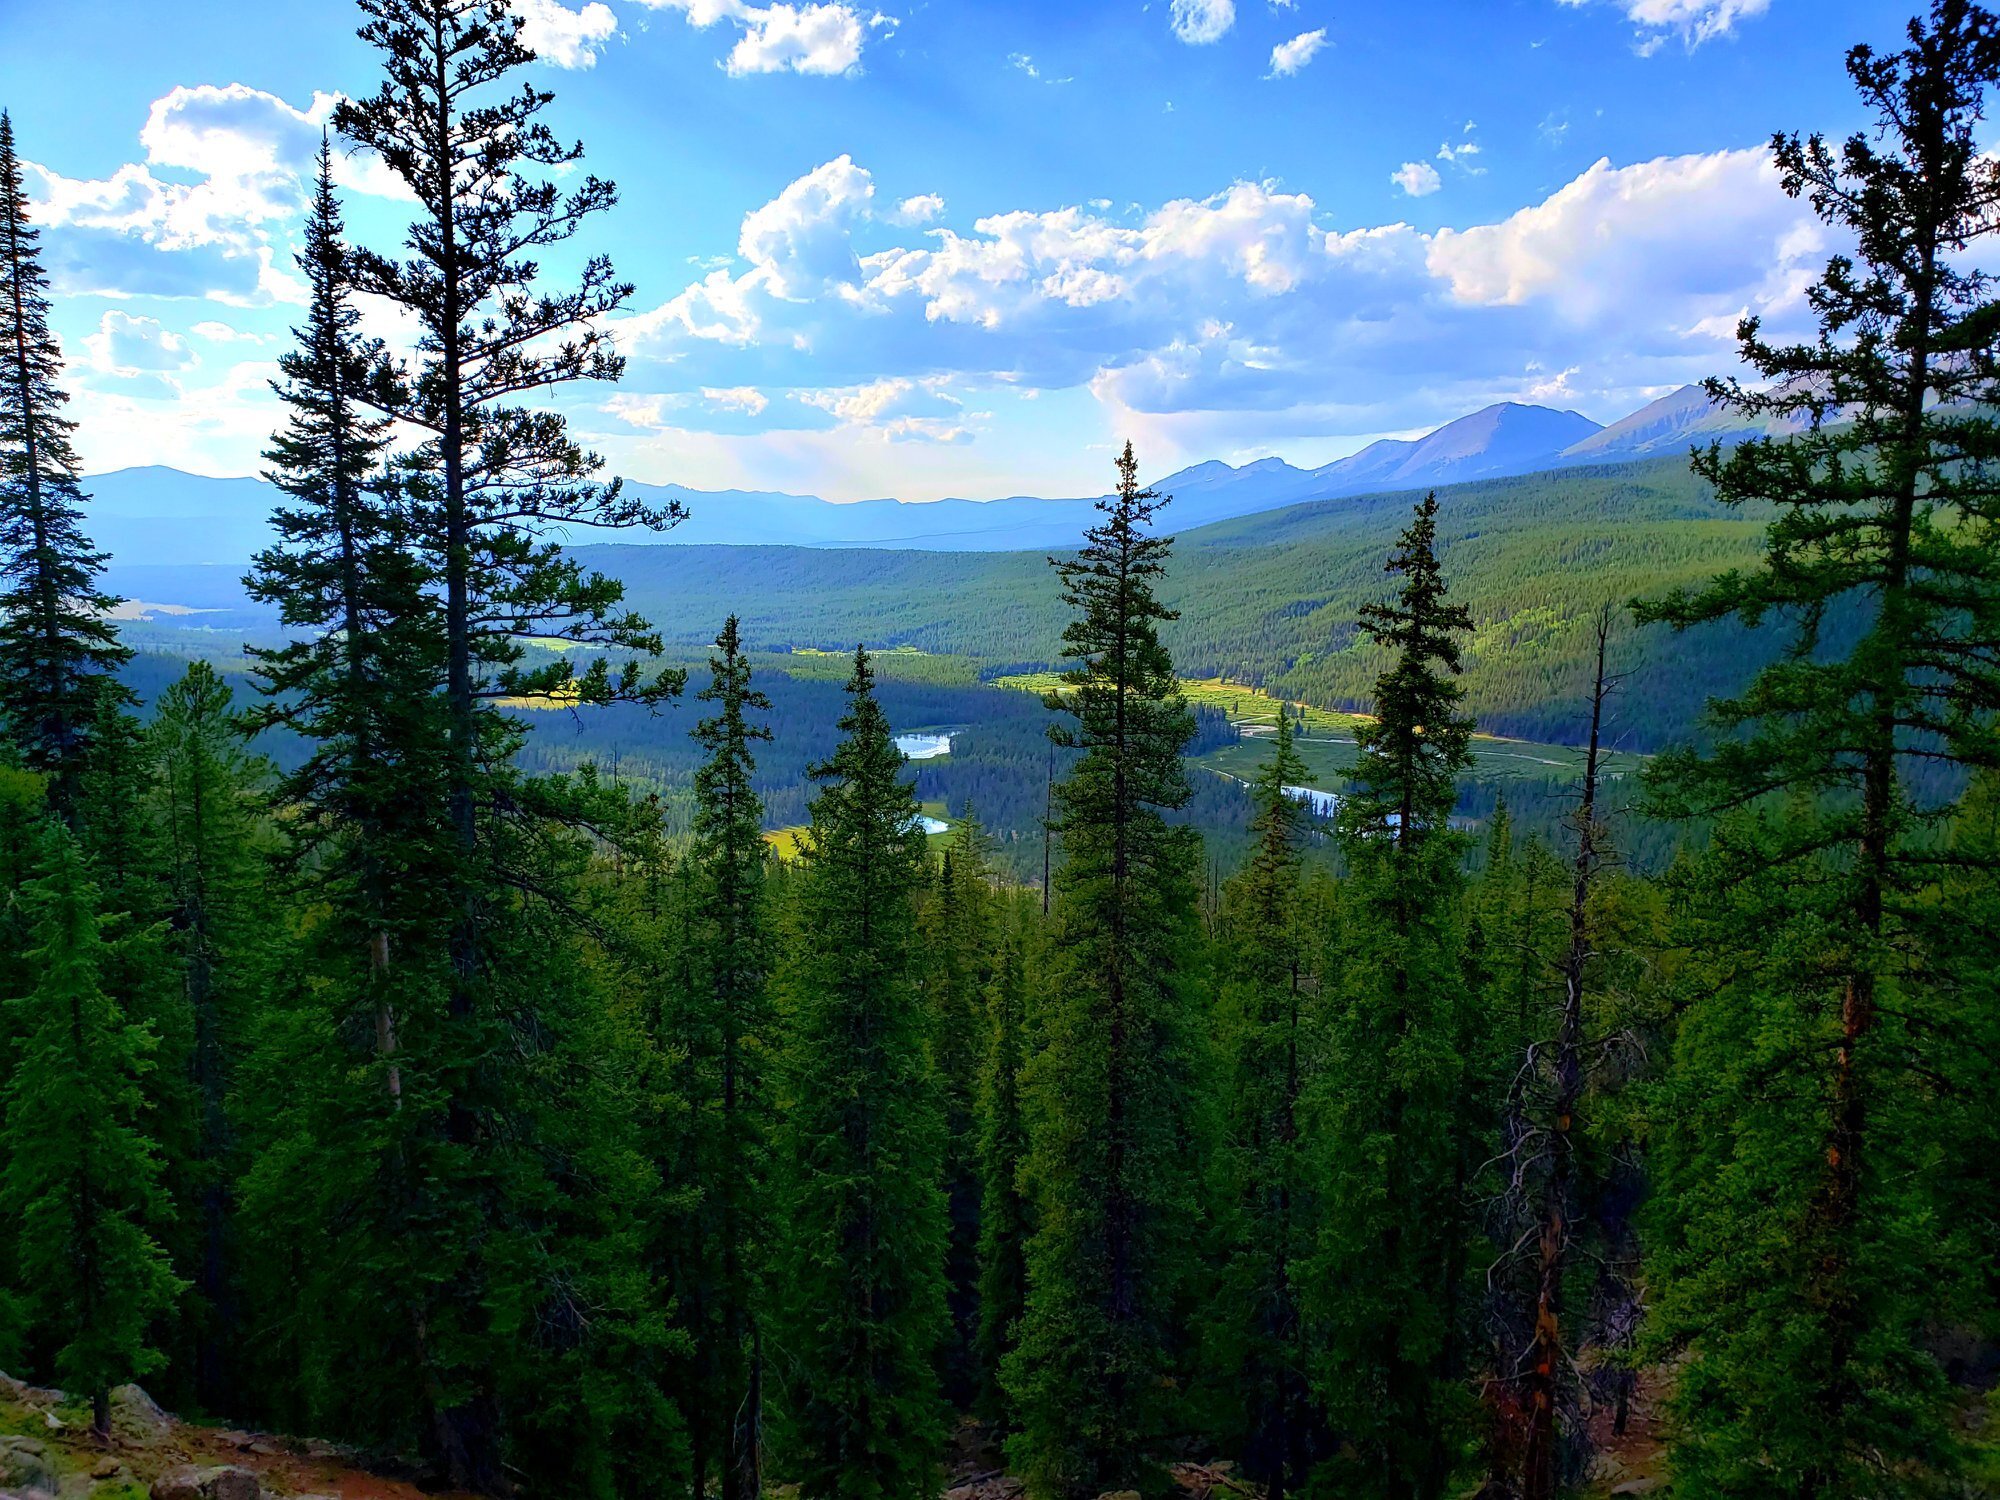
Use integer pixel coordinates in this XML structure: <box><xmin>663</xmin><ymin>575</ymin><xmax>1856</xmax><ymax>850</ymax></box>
<box><xmin>84</xmin><ymin>383</ymin><xmax>1768</xmax><ymax>567</ymax></box>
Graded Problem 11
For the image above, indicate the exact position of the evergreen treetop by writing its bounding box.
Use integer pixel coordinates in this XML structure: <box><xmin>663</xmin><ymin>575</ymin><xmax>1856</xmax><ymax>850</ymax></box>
<box><xmin>1344</xmin><ymin>492</ymin><xmax>1474</xmax><ymax>851</ymax></box>
<box><xmin>0</xmin><ymin>109</ymin><xmax>129</xmax><ymax>810</ymax></box>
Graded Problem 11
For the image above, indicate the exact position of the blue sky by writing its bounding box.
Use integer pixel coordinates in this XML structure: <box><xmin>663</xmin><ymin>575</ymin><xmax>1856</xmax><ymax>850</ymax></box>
<box><xmin>0</xmin><ymin>0</ymin><xmax>1895</xmax><ymax>499</ymax></box>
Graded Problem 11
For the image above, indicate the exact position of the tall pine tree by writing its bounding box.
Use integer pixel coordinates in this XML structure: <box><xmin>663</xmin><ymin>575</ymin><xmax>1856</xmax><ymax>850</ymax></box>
<box><xmin>771</xmin><ymin>647</ymin><xmax>949</xmax><ymax>1500</ymax></box>
<box><xmin>150</xmin><ymin>662</ymin><xmax>278</xmax><ymax>1414</ymax></box>
<box><xmin>1203</xmin><ymin>712</ymin><xmax>1327</xmax><ymax>1500</ymax></box>
<box><xmin>1307</xmin><ymin>493</ymin><xmax>1479</xmax><ymax>1500</ymax></box>
<box><xmin>0</xmin><ymin>110</ymin><xmax>129</xmax><ymax>815</ymax></box>
<box><xmin>1637</xmin><ymin>4</ymin><xmax>2000</xmax><ymax>1490</ymax></box>
<box><xmin>684</xmin><ymin>615</ymin><xmax>777</xmax><ymax>1500</ymax></box>
<box><xmin>1007</xmin><ymin>443</ymin><xmax>1208</xmax><ymax>1500</ymax></box>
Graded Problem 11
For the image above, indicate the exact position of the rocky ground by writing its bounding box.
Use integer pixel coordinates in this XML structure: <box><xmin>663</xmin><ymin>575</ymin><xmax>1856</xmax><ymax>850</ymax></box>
<box><xmin>4</xmin><ymin>1369</ymin><xmax>1671</xmax><ymax>1500</ymax></box>
<box><xmin>0</xmin><ymin>1374</ymin><xmax>449</xmax><ymax>1500</ymax></box>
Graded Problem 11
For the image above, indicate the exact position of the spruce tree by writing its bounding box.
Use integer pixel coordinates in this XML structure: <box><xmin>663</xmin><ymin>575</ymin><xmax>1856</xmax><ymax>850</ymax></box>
<box><xmin>0</xmin><ymin>110</ymin><xmax>129</xmax><ymax>814</ymax></box>
<box><xmin>292</xmin><ymin>8</ymin><xmax>690</xmax><ymax>1481</ymax></box>
<box><xmin>685</xmin><ymin>614</ymin><xmax>776</xmax><ymax>1500</ymax></box>
<box><xmin>149</xmin><ymin>662</ymin><xmax>278</xmax><ymax>1413</ymax></box>
<box><xmin>1006</xmin><ymin>442</ymin><xmax>1207</xmax><ymax>1499</ymax></box>
<box><xmin>973</xmin><ymin>893</ymin><xmax>1037</xmax><ymax>1430</ymax></box>
<box><xmin>332</xmin><ymin>0</ymin><xmax>684</xmax><ymax>873</ymax></box>
<box><xmin>246</xmin><ymin>137</ymin><xmax>447</xmax><ymax>1111</ymax></box>
<box><xmin>921</xmin><ymin>809</ymin><xmax>999</xmax><ymax>1407</ymax></box>
<box><xmin>771</xmin><ymin>647</ymin><xmax>949</xmax><ymax>1500</ymax></box>
<box><xmin>1</xmin><ymin>821</ymin><xmax>182</xmax><ymax>1438</ymax></box>
<box><xmin>1636</xmin><ymin>5</ymin><xmax>2000</xmax><ymax>1489</ymax></box>
<box><xmin>1307</xmin><ymin>493</ymin><xmax>1478</xmax><ymax>1500</ymax></box>
<box><xmin>1203</xmin><ymin>712</ymin><xmax>1326</xmax><ymax>1500</ymax></box>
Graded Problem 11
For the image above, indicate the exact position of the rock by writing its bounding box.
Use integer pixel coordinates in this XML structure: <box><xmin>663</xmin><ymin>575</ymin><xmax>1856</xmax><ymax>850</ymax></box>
<box><xmin>1610</xmin><ymin>1480</ymin><xmax>1663</xmax><ymax>1497</ymax></box>
<box><xmin>108</xmin><ymin>1384</ymin><xmax>173</xmax><ymax>1443</ymax></box>
<box><xmin>0</xmin><ymin>1436</ymin><xmax>56</xmax><ymax>1497</ymax></box>
<box><xmin>90</xmin><ymin>1458</ymin><xmax>124</xmax><ymax>1479</ymax></box>
<box><xmin>150</xmin><ymin>1466</ymin><xmax>260</xmax><ymax>1500</ymax></box>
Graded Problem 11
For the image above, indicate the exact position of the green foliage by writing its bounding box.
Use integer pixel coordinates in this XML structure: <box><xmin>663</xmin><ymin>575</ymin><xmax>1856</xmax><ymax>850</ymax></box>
<box><xmin>678</xmin><ymin>616</ymin><xmax>778</xmax><ymax>1500</ymax></box>
<box><xmin>921</xmin><ymin>812</ymin><xmax>1000</xmax><ymax>1408</ymax></box>
<box><xmin>1007</xmin><ymin>445</ymin><xmax>1209</xmax><ymax>1500</ymax></box>
<box><xmin>0</xmin><ymin>112</ymin><xmax>130</xmax><ymax>813</ymax></box>
<box><xmin>0</xmin><ymin>822</ymin><xmax>183</xmax><ymax>1429</ymax></box>
<box><xmin>1636</xmin><ymin>6</ymin><xmax>2000</xmax><ymax>1491</ymax></box>
<box><xmin>147</xmin><ymin>662</ymin><xmax>280</xmax><ymax>1413</ymax></box>
<box><xmin>972</xmin><ymin>890</ymin><xmax>1039</xmax><ymax>1430</ymax></box>
<box><xmin>1306</xmin><ymin>495</ymin><xmax>1481</xmax><ymax>1500</ymax></box>
<box><xmin>771</xmin><ymin>648</ymin><xmax>950</xmax><ymax>1500</ymax></box>
<box><xmin>1199</xmin><ymin>713</ymin><xmax>1329</xmax><ymax>1500</ymax></box>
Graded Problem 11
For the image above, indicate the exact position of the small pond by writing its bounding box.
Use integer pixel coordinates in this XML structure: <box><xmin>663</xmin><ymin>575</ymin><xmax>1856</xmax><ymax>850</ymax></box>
<box><xmin>895</xmin><ymin>732</ymin><xmax>955</xmax><ymax>760</ymax></box>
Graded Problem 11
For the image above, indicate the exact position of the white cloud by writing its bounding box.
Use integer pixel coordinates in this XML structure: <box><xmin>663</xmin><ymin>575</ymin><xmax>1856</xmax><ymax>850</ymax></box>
<box><xmin>1437</xmin><ymin>125</ymin><xmax>1485</xmax><ymax>176</ymax></box>
<box><xmin>1008</xmin><ymin>52</ymin><xmax>1071</xmax><ymax>83</ymax></box>
<box><xmin>703</xmin><ymin>385</ymin><xmax>770</xmax><ymax>413</ymax></box>
<box><xmin>1169</xmin><ymin>0</ymin><xmax>1235</xmax><ymax>44</ymax></box>
<box><xmin>619</xmin><ymin>144</ymin><xmax>1825</xmax><ymax>465</ymax></box>
<box><xmin>514</xmin><ymin>0</ymin><xmax>620</xmax><ymax>67</ymax></box>
<box><xmin>190</xmin><ymin>320</ymin><xmax>264</xmax><ymax>343</ymax></box>
<box><xmin>1427</xmin><ymin>149</ymin><xmax>1811</xmax><ymax>322</ymax></box>
<box><xmin>1267</xmin><ymin>28</ymin><xmax>1327</xmax><ymax>77</ymax></box>
<box><xmin>85</xmin><ymin>311</ymin><xmax>197</xmax><ymax>376</ymax></box>
<box><xmin>637</xmin><ymin>0</ymin><xmax>883</xmax><ymax>75</ymax></box>
<box><xmin>1391</xmin><ymin>161</ymin><xmax>1442</xmax><ymax>197</ymax></box>
<box><xmin>888</xmin><ymin>192</ymin><xmax>945</xmax><ymax>226</ymax></box>
<box><xmin>738</xmin><ymin>153</ymin><xmax>874</xmax><ymax>296</ymax></box>
<box><xmin>797</xmin><ymin>377</ymin><xmax>972</xmax><ymax>442</ymax></box>
<box><xmin>1560</xmin><ymin>0</ymin><xmax>1771</xmax><ymax>51</ymax></box>
<box><xmin>22</xmin><ymin>83</ymin><xmax>416</xmax><ymax>304</ymax></box>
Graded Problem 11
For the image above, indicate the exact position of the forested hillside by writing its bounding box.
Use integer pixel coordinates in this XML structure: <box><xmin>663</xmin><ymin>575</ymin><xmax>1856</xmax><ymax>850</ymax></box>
<box><xmin>575</xmin><ymin>454</ymin><xmax>1772</xmax><ymax>749</ymax></box>
<box><xmin>4</xmin><ymin>8</ymin><xmax>2000</xmax><ymax>1500</ymax></box>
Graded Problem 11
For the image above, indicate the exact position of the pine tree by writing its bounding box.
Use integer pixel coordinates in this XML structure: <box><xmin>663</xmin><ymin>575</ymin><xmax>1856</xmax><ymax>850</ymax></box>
<box><xmin>921</xmin><ymin>809</ymin><xmax>999</xmax><ymax>1407</ymax></box>
<box><xmin>1203</xmin><ymin>712</ymin><xmax>1326</xmax><ymax>1500</ymax></box>
<box><xmin>0</xmin><ymin>110</ymin><xmax>129</xmax><ymax>814</ymax></box>
<box><xmin>237</xmin><ymin>134</ymin><xmax>464</xmax><ymax>1459</ymax></box>
<box><xmin>1006</xmin><ymin>442</ymin><xmax>1207</xmax><ymax>1499</ymax></box>
<box><xmin>1636</xmin><ymin>6</ymin><xmax>2000</xmax><ymax>1490</ymax></box>
<box><xmin>1</xmin><ymin>821</ymin><xmax>182</xmax><ymax>1438</ymax></box>
<box><xmin>973</xmin><ymin>892</ymin><xmax>1037</xmax><ymax>1429</ymax></box>
<box><xmin>771</xmin><ymin>647</ymin><xmax>949</xmax><ymax>1500</ymax></box>
<box><xmin>302</xmin><ymin>9</ymin><xmax>691</xmax><ymax>1482</ymax></box>
<box><xmin>149</xmin><ymin>661</ymin><xmax>278</xmax><ymax>1413</ymax></box>
<box><xmin>1307</xmin><ymin>493</ymin><xmax>1478</xmax><ymax>1500</ymax></box>
<box><xmin>332</xmin><ymin>0</ymin><xmax>684</xmax><ymax>882</ymax></box>
<box><xmin>685</xmin><ymin>615</ymin><xmax>776</xmax><ymax>1500</ymax></box>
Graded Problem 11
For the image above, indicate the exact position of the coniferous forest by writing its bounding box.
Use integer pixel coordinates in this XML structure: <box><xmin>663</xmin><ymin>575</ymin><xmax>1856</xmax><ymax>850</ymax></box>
<box><xmin>5</xmin><ymin>3</ymin><xmax>2000</xmax><ymax>1499</ymax></box>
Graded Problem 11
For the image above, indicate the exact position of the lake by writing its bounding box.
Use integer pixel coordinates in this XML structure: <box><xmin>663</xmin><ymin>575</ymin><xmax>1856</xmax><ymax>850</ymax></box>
<box><xmin>895</xmin><ymin>732</ymin><xmax>954</xmax><ymax>760</ymax></box>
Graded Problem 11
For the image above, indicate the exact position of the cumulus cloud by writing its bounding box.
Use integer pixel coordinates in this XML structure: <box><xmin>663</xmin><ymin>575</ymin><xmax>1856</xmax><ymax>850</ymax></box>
<box><xmin>703</xmin><ymin>385</ymin><xmax>770</xmax><ymax>413</ymax></box>
<box><xmin>514</xmin><ymin>0</ymin><xmax>620</xmax><ymax>67</ymax></box>
<box><xmin>797</xmin><ymin>377</ymin><xmax>972</xmax><ymax>442</ymax></box>
<box><xmin>1560</xmin><ymin>0</ymin><xmax>1771</xmax><ymax>52</ymax></box>
<box><xmin>618</xmin><ymin>144</ymin><xmax>1826</xmax><ymax>457</ymax></box>
<box><xmin>1169</xmin><ymin>0</ymin><xmax>1235</xmax><ymax>45</ymax></box>
<box><xmin>85</xmin><ymin>311</ymin><xmax>197</xmax><ymax>376</ymax></box>
<box><xmin>888</xmin><ymin>193</ymin><xmax>945</xmax><ymax>226</ymax></box>
<box><xmin>636</xmin><ymin>0</ymin><xmax>885</xmax><ymax>75</ymax></box>
<box><xmin>22</xmin><ymin>83</ymin><xmax>414</xmax><ymax>304</ymax></box>
<box><xmin>1391</xmin><ymin>161</ymin><xmax>1443</xmax><ymax>197</ymax></box>
<box><xmin>1427</xmin><ymin>149</ymin><xmax>1811</xmax><ymax>323</ymax></box>
<box><xmin>1267</xmin><ymin>28</ymin><xmax>1327</xmax><ymax>77</ymax></box>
